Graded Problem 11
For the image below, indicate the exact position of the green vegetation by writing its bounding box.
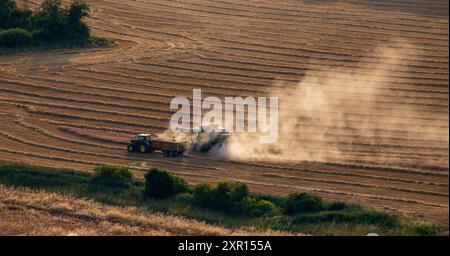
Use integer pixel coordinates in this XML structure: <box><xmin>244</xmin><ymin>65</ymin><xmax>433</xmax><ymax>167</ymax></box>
<box><xmin>283</xmin><ymin>192</ymin><xmax>324</xmax><ymax>214</ymax></box>
<box><xmin>0</xmin><ymin>0</ymin><xmax>112</xmax><ymax>52</ymax></box>
<box><xmin>91</xmin><ymin>164</ymin><xmax>133</xmax><ymax>188</ymax></box>
<box><xmin>0</xmin><ymin>28</ymin><xmax>32</xmax><ymax>47</ymax></box>
<box><xmin>0</xmin><ymin>162</ymin><xmax>440</xmax><ymax>236</ymax></box>
<box><xmin>144</xmin><ymin>168</ymin><xmax>188</xmax><ymax>198</ymax></box>
<box><xmin>193</xmin><ymin>182</ymin><xmax>277</xmax><ymax>217</ymax></box>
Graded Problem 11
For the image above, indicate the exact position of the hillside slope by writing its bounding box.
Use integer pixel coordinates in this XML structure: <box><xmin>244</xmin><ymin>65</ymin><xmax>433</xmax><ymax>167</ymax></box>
<box><xmin>0</xmin><ymin>186</ymin><xmax>290</xmax><ymax>235</ymax></box>
<box><xmin>0</xmin><ymin>0</ymin><xmax>448</xmax><ymax>228</ymax></box>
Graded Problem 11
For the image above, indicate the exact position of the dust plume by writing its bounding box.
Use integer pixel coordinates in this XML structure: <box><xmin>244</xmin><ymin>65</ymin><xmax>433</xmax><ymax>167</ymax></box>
<box><xmin>217</xmin><ymin>43</ymin><xmax>449</xmax><ymax>163</ymax></box>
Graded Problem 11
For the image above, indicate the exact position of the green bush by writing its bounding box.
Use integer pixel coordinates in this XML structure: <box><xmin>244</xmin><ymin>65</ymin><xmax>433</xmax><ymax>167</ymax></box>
<box><xmin>292</xmin><ymin>210</ymin><xmax>401</xmax><ymax>228</ymax></box>
<box><xmin>192</xmin><ymin>183</ymin><xmax>215</xmax><ymax>207</ymax></box>
<box><xmin>193</xmin><ymin>182</ymin><xmax>247</xmax><ymax>214</ymax></box>
<box><xmin>253</xmin><ymin>194</ymin><xmax>284</xmax><ymax>208</ymax></box>
<box><xmin>326</xmin><ymin>201</ymin><xmax>349</xmax><ymax>211</ymax></box>
<box><xmin>0</xmin><ymin>0</ymin><xmax>32</xmax><ymax>29</ymax></box>
<box><xmin>415</xmin><ymin>225</ymin><xmax>439</xmax><ymax>235</ymax></box>
<box><xmin>30</xmin><ymin>29</ymin><xmax>47</xmax><ymax>43</ymax></box>
<box><xmin>192</xmin><ymin>181</ymin><xmax>277</xmax><ymax>217</ymax></box>
<box><xmin>173</xmin><ymin>193</ymin><xmax>194</xmax><ymax>206</ymax></box>
<box><xmin>30</xmin><ymin>0</ymin><xmax>90</xmax><ymax>41</ymax></box>
<box><xmin>246</xmin><ymin>199</ymin><xmax>278</xmax><ymax>217</ymax></box>
<box><xmin>0</xmin><ymin>28</ymin><xmax>32</xmax><ymax>48</ymax></box>
<box><xmin>144</xmin><ymin>168</ymin><xmax>188</xmax><ymax>199</ymax></box>
<box><xmin>0</xmin><ymin>163</ymin><xmax>90</xmax><ymax>189</ymax></box>
<box><xmin>31</xmin><ymin>0</ymin><xmax>71</xmax><ymax>41</ymax></box>
<box><xmin>283</xmin><ymin>192</ymin><xmax>324</xmax><ymax>214</ymax></box>
<box><xmin>66</xmin><ymin>0</ymin><xmax>90</xmax><ymax>38</ymax></box>
<box><xmin>228</xmin><ymin>182</ymin><xmax>249</xmax><ymax>202</ymax></box>
<box><xmin>1</xmin><ymin>0</ymin><xmax>93</xmax><ymax>49</ymax></box>
<box><xmin>0</xmin><ymin>0</ymin><xmax>17</xmax><ymax>28</ymax></box>
<box><xmin>91</xmin><ymin>165</ymin><xmax>133</xmax><ymax>188</ymax></box>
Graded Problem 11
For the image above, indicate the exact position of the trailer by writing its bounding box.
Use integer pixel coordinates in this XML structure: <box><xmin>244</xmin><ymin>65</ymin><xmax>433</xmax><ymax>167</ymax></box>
<box><xmin>127</xmin><ymin>134</ymin><xmax>185</xmax><ymax>157</ymax></box>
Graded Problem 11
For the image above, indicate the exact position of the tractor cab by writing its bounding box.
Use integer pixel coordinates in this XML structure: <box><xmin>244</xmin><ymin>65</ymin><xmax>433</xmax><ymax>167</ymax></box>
<box><xmin>135</xmin><ymin>134</ymin><xmax>151</xmax><ymax>142</ymax></box>
<box><xmin>128</xmin><ymin>134</ymin><xmax>152</xmax><ymax>153</ymax></box>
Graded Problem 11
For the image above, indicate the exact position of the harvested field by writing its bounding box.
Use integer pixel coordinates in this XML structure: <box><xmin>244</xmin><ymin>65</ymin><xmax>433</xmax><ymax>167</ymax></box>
<box><xmin>0</xmin><ymin>0</ymin><xmax>448</xmax><ymax>230</ymax></box>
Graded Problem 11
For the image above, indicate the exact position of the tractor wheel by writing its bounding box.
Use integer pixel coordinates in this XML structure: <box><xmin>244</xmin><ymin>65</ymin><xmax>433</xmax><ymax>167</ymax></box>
<box><xmin>139</xmin><ymin>144</ymin><xmax>149</xmax><ymax>153</ymax></box>
<box><xmin>127</xmin><ymin>144</ymin><xmax>135</xmax><ymax>152</ymax></box>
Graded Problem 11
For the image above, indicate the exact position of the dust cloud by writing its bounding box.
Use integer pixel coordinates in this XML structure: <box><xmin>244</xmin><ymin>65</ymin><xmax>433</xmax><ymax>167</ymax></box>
<box><xmin>216</xmin><ymin>43</ymin><xmax>449</xmax><ymax>163</ymax></box>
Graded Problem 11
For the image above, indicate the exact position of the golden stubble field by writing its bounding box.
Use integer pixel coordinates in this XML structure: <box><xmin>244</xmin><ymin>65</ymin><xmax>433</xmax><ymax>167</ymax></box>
<box><xmin>0</xmin><ymin>0</ymin><xmax>448</xmax><ymax>229</ymax></box>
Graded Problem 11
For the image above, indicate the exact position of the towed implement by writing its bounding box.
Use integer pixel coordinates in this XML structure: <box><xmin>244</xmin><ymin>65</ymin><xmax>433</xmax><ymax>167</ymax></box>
<box><xmin>127</xmin><ymin>134</ymin><xmax>185</xmax><ymax>157</ymax></box>
<box><xmin>193</xmin><ymin>125</ymin><xmax>230</xmax><ymax>152</ymax></box>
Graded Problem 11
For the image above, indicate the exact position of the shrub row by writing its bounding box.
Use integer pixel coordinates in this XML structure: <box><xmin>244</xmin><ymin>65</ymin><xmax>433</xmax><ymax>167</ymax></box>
<box><xmin>94</xmin><ymin>165</ymin><xmax>351</xmax><ymax>218</ymax></box>
<box><xmin>292</xmin><ymin>210</ymin><xmax>401</xmax><ymax>228</ymax></box>
<box><xmin>0</xmin><ymin>163</ymin><xmax>439</xmax><ymax>235</ymax></box>
<box><xmin>1</xmin><ymin>0</ymin><xmax>91</xmax><ymax>48</ymax></box>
